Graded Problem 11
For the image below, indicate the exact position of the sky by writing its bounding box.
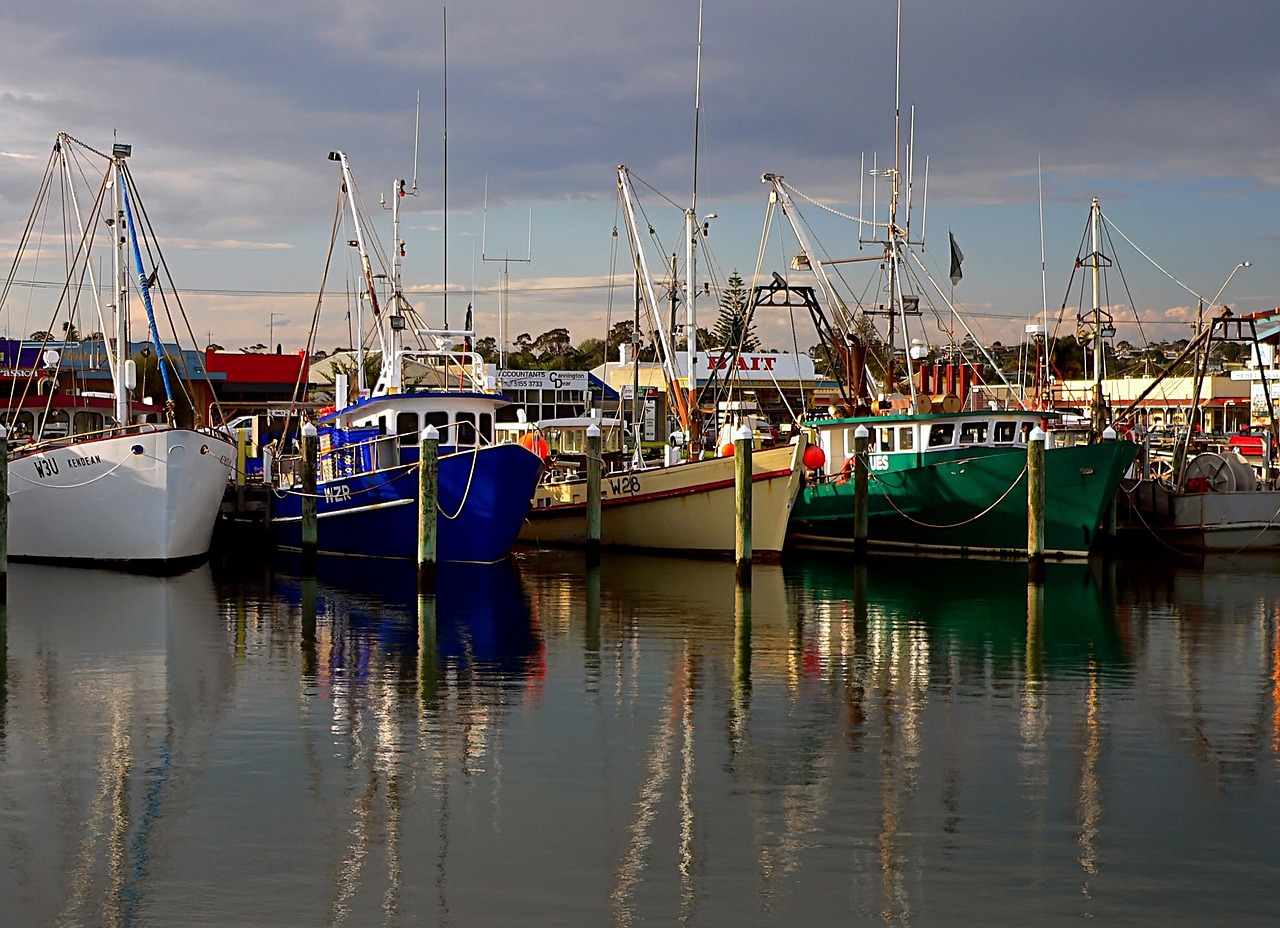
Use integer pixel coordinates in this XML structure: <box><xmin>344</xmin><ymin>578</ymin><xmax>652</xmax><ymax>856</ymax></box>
<box><xmin>2</xmin><ymin>0</ymin><xmax>1278</xmax><ymax>359</ymax></box>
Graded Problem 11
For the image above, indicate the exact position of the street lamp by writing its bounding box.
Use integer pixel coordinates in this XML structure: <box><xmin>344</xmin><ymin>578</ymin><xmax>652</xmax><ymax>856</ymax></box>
<box><xmin>269</xmin><ymin>312</ymin><xmax>284</xmax><ymax>349</ymax></box>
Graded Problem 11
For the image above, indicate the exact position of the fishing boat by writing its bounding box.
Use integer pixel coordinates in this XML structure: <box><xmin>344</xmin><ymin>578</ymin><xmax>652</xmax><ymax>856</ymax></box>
<box><xmin>1113</xmin><ymin>308</ymin><xmax>1280</xmax><ymax>553</ymax></box>
<box><xmin>0</xmin><ymin>135</ymin><xmax>235</xmax><ymax>566</ymax></box>
<box><xmin>514</xmin><ymin>158</ymin><xmax>810</xmax><ymax>557</ymax></box>
<box><xmin>518</xmin><ymin>415</ymin><xmax>808</xmax><ymax>554</ymax></box>
<box><xmin>754</xmin><ymin>12</ymin><xmax>1136</xmax><ymax>558</ymax></box>
<box><xmin>268</xmin><ymin>150</ymin><xmax>542</xmax><ymax>563</ymax></box>
<box><xmin>788</xmin><ymin>407</ymin><xmax>1134</xmax><ymax>557</ymax></box>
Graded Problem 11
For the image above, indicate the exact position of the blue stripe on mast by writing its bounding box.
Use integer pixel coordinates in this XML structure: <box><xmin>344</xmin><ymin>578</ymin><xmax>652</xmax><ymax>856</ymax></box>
<box><xmin>120</xmin><ymin>174</ymin><xmax>174</xmax><ymax>405</ymax></box>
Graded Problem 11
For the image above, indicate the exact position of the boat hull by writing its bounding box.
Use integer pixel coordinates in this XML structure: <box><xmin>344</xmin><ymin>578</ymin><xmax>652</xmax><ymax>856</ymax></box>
<box><xmin>1118</xmin><ymin>479</ymin><xmax>1280</xmax><ymax>552</ymax></box>
<box><xmin>789</xmin><ymin>440</ymin><xmax>1137</xmax><ymax>558</ymax></box>
<box><xmin>271</xmin><ymin>443</ymin><xmax>543</xmax><ymax>563</ymax></box>
<box><xmin>8</xmin><ymin>428</ymin><xmax>236</xmax><ymax>565</ymax></box>
<box><xmin>519</xmin><ymin>442</ymin><xmax>805</xmax><ymax>555</ymax></box>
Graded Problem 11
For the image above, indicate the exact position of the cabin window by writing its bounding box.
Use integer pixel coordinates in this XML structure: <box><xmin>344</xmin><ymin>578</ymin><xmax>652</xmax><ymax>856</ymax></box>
<box><xmin>994</xmin><ymin>421</ymin><xmax>1017</xmax><ymax>444</ymax></box>
<box><xmin>959</xmin><ymin>421</ymin><xmax>988</xmax><ymax>445</ymax></box>
<box><xmin>396</xmin><ymin>412</ymin><xmax>419</xmax><ymax>447</ymax></box>
<box><xmin>898</xmin><ymin>426</ymin><xmax>914</xmax><ymax>451</ymax></box>
<box><xmin>480</xmin><ymin>412</ymin><xmax>493</xmax><ymax>443</ymax></box>
<box><xmin>876</xmin><ymin>427</ymin><xmax>895</xmax><ymax>453</ymax></box>
<box><xmin>455</xmin><ymin>412</ymin><xmax>477</xmax><ymax>446</ymax></box>
<box><xmin>10</xmin><ymin>411</ymin><xmax>36</xmax><ymax>439</ymax></box>
<box><xmin>73</xmin><ymin>411</ymin><xmax>104</xmax><ymax>437</ymax></box>
<box><xmin>928</xmin><ymin>423</ymin><xmax>955</xmax><ymax>447</ymax></box>
<box><xmin>42</xmin><ymin>409</ymin><xmax>70</xmax><ymax>439</ymax></box>
<box><xmin>425</xmin><ymin>411</ymin><xmax>448</xmax><ymax>431</ymax></box>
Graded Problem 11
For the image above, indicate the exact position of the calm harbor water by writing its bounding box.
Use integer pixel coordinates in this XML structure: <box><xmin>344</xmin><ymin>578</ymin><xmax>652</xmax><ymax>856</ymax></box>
<box><xmin>1</xmin><ymin>546</ymin><xmax>1279</xmax><ymax>926</ymax></box>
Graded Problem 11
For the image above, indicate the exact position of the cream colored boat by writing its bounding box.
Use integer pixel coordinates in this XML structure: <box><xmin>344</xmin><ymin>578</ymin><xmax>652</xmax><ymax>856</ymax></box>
<box><xmin>519</xmin><ymin>437</ymin><xmax>807</xmax><ymax>555</ymax></box>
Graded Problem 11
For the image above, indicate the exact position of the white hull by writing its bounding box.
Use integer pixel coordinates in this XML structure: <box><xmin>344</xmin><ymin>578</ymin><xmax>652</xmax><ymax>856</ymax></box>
<box><xmin>1121</xmin><ymin>478</ymin><xmax>1280</xmax><ymax>552</ymax></box>
<box><xmin>8</xmin><ymin>428</ymin><xmax>236</xmax><ymax>564</ymax></box>
<box><xmin>520</xmin><ymin>441</ymin><xmax>806</xmax><ymax>554</ymax></box>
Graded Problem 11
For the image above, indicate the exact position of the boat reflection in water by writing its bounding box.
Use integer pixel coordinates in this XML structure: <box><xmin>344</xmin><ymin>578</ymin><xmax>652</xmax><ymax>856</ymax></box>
<box><xmin>273</xmin><ymin>554</ymin><xmax>542</xmax><ymax>692</ymax></box>
<box><xmin>0</xmin><ymin>563</ymin><xmax>232</xmax><ymax>926</ymax></box>
<box><xmin>269</xmin><ymin>554</ymin><xmax>542</xmax><ymax>925</ymax></box>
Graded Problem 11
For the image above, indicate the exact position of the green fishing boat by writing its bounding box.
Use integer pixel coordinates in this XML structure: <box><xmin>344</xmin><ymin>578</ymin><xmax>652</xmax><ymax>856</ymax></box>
<box><xmin>790</xmin><ymin>409</ymin><xmax>1137</xmax><ymax>558</ymax></box>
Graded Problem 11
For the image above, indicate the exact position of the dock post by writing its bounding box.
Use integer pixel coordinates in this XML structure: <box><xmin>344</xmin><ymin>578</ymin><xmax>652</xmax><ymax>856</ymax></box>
<box><xmin>418</xmin><ymin>424</ymin><xmax>439</xmax><ymax>589</ymax></box>
<box><xmin>853</xmin><ymin>424</ymin><xmax>870</xmax><ymax>558</ymax></box>
<box><xmin>0</xmin><ymin>424</ymin><xmax>7</xmax><ymax>599</ymax></box>
<box><xmin>1027</xmin><ymin>425</ymin><xmax>1046</xmax><ymax>583</ymax></box>
<box><xmin>734</xmin><ymin>423</ymin><xmax>753</xmax><ymax>585</ymax></box>
<box><xmin>300</xmin><ymin>422</ymin><xmax>318</xmax><ymax>576</ymax></box>
<box><xmin>418</xmin><ymin>588</ymin><xmax>439</xmax><ymax>709</ymax></box>
<box><xmin>235</xmin><ymin>426</ymin><xmax>249</xmax><ymax>510</ymax></box>
<box><xmin>1099</xmin><ymin>426</ymin><xmax>1118</xmax><ymax>550</ymax></box>
<box><xmin>586</xmin><ymin>422</ymin><xmax>602</xmax><ymax>566</ymax></box>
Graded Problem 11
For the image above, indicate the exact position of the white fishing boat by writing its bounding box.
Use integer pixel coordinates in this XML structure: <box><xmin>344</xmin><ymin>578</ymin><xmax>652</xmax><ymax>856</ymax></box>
<box><xmin>0</xmin><ymin>134</ymin><xmax>235</xmax><ymax>565</ymax></box>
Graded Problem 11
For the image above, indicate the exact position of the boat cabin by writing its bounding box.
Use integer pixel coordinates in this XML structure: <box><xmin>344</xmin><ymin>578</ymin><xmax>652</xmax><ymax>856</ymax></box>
<box><xmin>319</xmin><ymin>390</ymin><xmax>510</xmax><ymax>476</ymax></box>
<box><xmin>811</xmin><ymin>410</ymin><xmax>1052</xmax><ymax>477</ymax></box>
<box><xmin>0</xmin><ymin>393</ymin><xmax>163</xmax><ymax>449</ymax></box>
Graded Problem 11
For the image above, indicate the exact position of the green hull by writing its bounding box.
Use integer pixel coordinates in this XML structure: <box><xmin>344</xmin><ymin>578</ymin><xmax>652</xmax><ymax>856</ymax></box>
<box><xmin>790</xmin><ymin>440</ymin><xmax>1137</xmax><ymax>558</ymax></box>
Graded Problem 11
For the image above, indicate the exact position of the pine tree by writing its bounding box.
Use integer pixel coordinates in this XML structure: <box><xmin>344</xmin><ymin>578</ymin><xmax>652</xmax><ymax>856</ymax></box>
<box><xmin>710</xmin><ymin>272</ymin><xmax>759</xmax><ymax>352</ymax></box>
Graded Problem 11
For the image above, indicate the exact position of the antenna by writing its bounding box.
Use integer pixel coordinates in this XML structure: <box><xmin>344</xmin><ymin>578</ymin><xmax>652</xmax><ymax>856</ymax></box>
<box><xmin>442</xmin><ymin>7</ymin><xmax>449</xmax><ymax>328</ymax></box>
<box><xmin>412</xmin><ymin>89</ymin><xmax>420</xmax><ymax>194</ymax></box>
<box><xmin>481</xmin><ymin>176</ymin><xmax>533</xmax><ymax>370</ymax></box>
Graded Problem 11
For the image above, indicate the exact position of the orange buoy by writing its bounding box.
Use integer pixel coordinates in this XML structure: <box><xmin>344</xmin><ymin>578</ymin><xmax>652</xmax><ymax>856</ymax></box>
<box><xmin>719</xmin><ymin>442</ymin><xmax>735</xmax><ymax>457</ymax></box>
<box><xmin>802</xmin><ymin>444</ymin><xmax>826</xmax><ymax>470</ymax></box>
<box><xmin>519</xmin><ymin>433</ymin><xmax>551</xmax><ymax>460</ymax></box>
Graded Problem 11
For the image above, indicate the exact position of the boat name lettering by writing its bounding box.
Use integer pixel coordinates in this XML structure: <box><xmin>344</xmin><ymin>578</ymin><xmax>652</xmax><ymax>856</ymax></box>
<box><xmin>869</xmin><ymin>454</ymin><xmax>890</xmax><ymax>472</ymax></box>
<box><xmin>33</xmin><ymin>457</ymin><xmax>59</xmax><ymax>478</ymax></box>
<box><xmin>67</xmin><ymin>454</ymin><xmax>102</xmax><ymax>469</ymax></box>
<box><xmin>609</xmin><ymin>475</ymin><xmax>642</xmax><ymax>496</ymax></box>
<box><xmin>323</xmin><ymin>484</ymin><xmax>352</xmax><ymax>503</ymax></box>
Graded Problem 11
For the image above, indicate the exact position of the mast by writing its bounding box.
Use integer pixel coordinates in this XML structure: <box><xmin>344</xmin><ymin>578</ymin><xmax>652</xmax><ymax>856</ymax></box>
<box><xmin>385</xmin><ymin>93</ymin><xmax>421</xmax><ymax>394</ymax></box>
<box><xmin>684</xmin><ymin>0</ymin><xmax>705</xmax><ymax>455</ymax></box>
<box><xmin>111</xmin><ymin>148</ymin><xmax>130</xmax><ymax>425</ymax></box>
<box><xmin>1089</xmin><ymin>196</ymin><xmax>1107</xmax><ymax>435</ymax></box>
<box><xmin>619</xmin><ymin>166</ymin><xmax>691</xmax><ymax>433</ymax></box>
<box><xmin>328</xmin><ymin>150</ymin><xmax>384</xmax><ymax>397</ymax></box>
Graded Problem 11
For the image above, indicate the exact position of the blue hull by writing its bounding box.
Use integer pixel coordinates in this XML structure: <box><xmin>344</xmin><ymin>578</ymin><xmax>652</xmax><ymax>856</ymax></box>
<box><xmin>272</xmin><ymin>443</ymin><xmax>542</xmax><ymax>563</ymax></box>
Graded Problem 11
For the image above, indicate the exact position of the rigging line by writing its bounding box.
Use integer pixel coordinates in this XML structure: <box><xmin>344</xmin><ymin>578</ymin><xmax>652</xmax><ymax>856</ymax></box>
<box><xmin>624</xmin><ymin>169</ymin><xmax>685</xmax><ymax>212</ymax></box>
<box><xmin>869</xmin><ymin>460</ymin><xmax>1030</xmax><ymax>528</ymax></box>
<box><xmin>121</xmin><ymin>167</ymin><xmax>201</xmax><ymax>413</ymax></box>
<box><xmin>120</xmin><ymin>170</ymin><xmax>178</xmax><ymax>412</ymax></box>
<box><xmin>909</xmin><ymin>249</ymin><xmax>1027</xmax><ymax>409</ymax></box>
<box><xmin>1100</xmin><ymin>218</ymin><xmax>1151</xmax><ymax>349</ymax></box>
<box><xmin>1099</xmin><ymin>207</ymin><xmax>1202</xmax><ymax>303</ymax></box>
<box><xmin>782</xmin><ymin>177</ymin><xmax>887</xmax><ymax>229</ymax></box>
<box><xmin>121</xmin><ymin>161</ymin><xmax>231</xmax><ymax>423</ymax></box>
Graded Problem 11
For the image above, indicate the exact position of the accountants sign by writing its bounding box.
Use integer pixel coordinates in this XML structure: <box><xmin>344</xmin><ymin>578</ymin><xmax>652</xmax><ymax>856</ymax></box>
<box><xmin>496</xmin><ymin>369</ymin><xmax>589</xmax><ymax>392</ymax></box>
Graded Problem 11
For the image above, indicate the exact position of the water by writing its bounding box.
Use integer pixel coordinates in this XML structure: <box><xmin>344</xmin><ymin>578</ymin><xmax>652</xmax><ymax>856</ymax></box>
<box><xmin>1</xmin><ymin>547</ymin><xmax>1279</xmax><ymax>926</ymax></box>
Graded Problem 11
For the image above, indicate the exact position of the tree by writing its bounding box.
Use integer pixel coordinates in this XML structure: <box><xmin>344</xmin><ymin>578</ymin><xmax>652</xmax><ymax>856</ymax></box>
<box><xmin>575</xmin><ymin>337</ymin><xmax>605</xmax><ymax>370</ymax></box>
<box><xmin>605</xmin><ymin>320</ymin><xmax>655</xmax><ymax>362</ymax></box>
<box><xmin>61</xmin><ymin>321</ymin><xmax>80</xmax><ymax>341</ymax></box>
<box><xmin>474</xmin><ymin>336</ymin><xmax>499</xmax><ymax>363</ymax></box>
<box><xmin>709</xmin><ymin>272</ymin><xmax>759</xmax><ymax>352</ymax></box>
<box><xmin>532</xmin><ymin>327</ymin><xmax>576</xmax><ymax>369</ymax></box>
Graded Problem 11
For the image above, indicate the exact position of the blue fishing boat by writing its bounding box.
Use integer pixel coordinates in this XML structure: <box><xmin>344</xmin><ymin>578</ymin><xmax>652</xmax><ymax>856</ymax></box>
<box><xmin>270</xmin><ymin>389</ymin><xmax>543</xmax><ymax>563</ymax></box>
<box><xmin>268</xmin><ymin>149</ymin><xmax>542</xmax><ymax>563</ymax></box>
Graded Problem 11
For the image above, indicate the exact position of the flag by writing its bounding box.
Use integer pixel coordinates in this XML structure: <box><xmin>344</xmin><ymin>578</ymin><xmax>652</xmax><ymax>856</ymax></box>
<box><xmin>949</xmin><ymin>232</ymin><xmax>964</xmax><ymax>286</ymax></box>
